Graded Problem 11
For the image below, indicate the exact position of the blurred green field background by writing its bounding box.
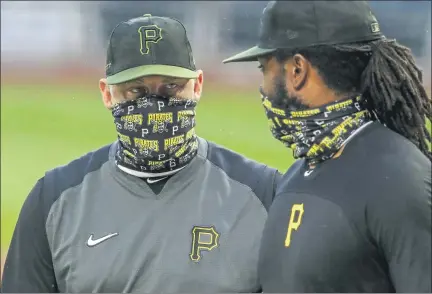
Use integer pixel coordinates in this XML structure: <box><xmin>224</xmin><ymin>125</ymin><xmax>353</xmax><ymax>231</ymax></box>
<box><xmin>0</xmin><ymin>82</ymin><xmax>294</xmax><ymax>253</ymax></box>
<box><xmin>1</xmin><ymin>79</ymin><xmax>430</xmax><ymax>261</ymax></box>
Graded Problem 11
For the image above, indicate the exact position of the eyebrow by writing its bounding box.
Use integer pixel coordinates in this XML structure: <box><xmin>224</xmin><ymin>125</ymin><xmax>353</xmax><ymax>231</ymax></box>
<box><xmin>162</xmin><ymin>77</ymin><xmax>187</xmax><ymax>83</ymax></box>
<box><xmin>125</xmin><ymin>78</ymin><xmax>145</xmax><ymax>85</ymax></box>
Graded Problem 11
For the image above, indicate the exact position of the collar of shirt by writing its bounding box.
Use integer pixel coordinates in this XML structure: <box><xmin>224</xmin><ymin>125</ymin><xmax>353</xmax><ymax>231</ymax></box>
<box><xmin>107</xmin><ymin>138</ymin><xmax>208</xmax><ymax>197</ymax></box>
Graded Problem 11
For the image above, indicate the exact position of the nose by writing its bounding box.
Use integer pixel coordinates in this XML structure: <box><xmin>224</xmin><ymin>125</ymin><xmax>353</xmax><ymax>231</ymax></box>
<box><xmin>149</xmin><ymin>83</ymin><xmax>169</xmax><ymax>96</ymax></box>
<box><xmin>147</xmin><ymin>85</ymin><xmax>159</xmax><ymax>95</ymax></box>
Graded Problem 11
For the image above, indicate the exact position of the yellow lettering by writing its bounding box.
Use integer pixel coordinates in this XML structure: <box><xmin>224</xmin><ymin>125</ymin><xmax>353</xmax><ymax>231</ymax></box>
<box><xmin>178</xmin><ymin>110</ymin><xmax>194</xmax><ymax>121</ymax></box>
<box><xmin>185</xmin><ymin>128</ymin><xmax>195</xmax><ymax>140</ymax></box>
<box><xmin>280</xmin><ymin>134</ymin><xmax>294</xmax><ymax>142</ymax></box>
<box><xmin>332</xmin><ymin>122</ymin><xmax>349</xmax><ymax>136</ymax></box>
<box><xmin>164</xmin><ymin>135</ymin><xmax>185</xmax><ymax>150</ymax></box>
<box><xmin>118</xmin><ymin>133</ymin><xmax>131</xmax><ymax>145</ymax></box>
<box><xmin>271</xmin><ymin>107</ymin><xmax>285</xmax><ymax>116</ymax></box>
<box><xmin>262</xmin><ymin>99</ymin><xmax>272</xmax><ymax>109</ymax></box>
<box><xmin>123</xmin><ymin>149</ymin><xmax>135</xmax><ymax>158</ymax></box>
<box><xmin>120</xmin><ymin>114</ymin><xmax>143</xmax><ymax>125</ymax></box>
<box><xmin>291</xmin><ymin>109</ymin><xmax>320</xmax><ymax>118</ymax></box>
<box><xmin>306</xmin><ymin>144</ymin><xmax>325</xmax><ymax>157</ymax></box>
<box><xmin>190</xmin><ymin>140</ymin><xmax>199</xmax><ymax>151</ymax></box>
<box><xmin>134</xmin><ymin>138</ymin><xmax>159</xmax><ymax>152</ymax></box>
<box><xmin>148</xmin><ymin>112</ymin><xmax>173</xmax><ymax>124</ymax></box>
<box><xmin>325</xmin><ymin>100</ymin><xmax>353</xmax><ymax>112</ymax></box>
<box><xmin>320</xmin><ymin>136</ymin><xmax>335</xmax><ymax>149</ymax></box>
<box><xmin>174</xmin><ymin>143</ymin><xmax>188</xmax><ymax>157</ymax></box>
<box><xmin>285</xmin><ymin>204</ymin><xmax>304</xmax><ymax>247</ymax></box>
<box><xmin>282</xmin><ymin>119</ymin><xmax>302</xmax><ymax>126</ymax></box>
<box><xmin>148</xmin><ymin>160</ymin><xmax>167</xmax><ymax>166</ymax></box>
<box><xmin>262</xmin><ymin>99</ymin><xmax>286</xmax><ymax>116</ymax></box>
<box><xmin>274</xmin><ymin>117</ymin><xmax>282</xmax><ymax>127</ymax></box>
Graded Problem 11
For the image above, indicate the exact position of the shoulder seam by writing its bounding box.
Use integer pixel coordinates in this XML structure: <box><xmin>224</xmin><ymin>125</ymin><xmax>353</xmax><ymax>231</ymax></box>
<box><xmin>196</xmin><ymin>152</ymin><xmax>268</xmax><ymax>212</ymax></box>
<box><xmin>42</xmin><ymin>144</ymin><xmax>112</xmax><ymax>228</ymax></box>
<box><xmin>45</xmin><ymin>161</ymin><xmax>109</xmax><ymax>229</ymax></box>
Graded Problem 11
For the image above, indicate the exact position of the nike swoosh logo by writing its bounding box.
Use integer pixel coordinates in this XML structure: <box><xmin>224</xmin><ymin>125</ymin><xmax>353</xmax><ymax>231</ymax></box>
<box><xmin>147</xmin><ymin>176</ymin><xmax>168</xmax><ymax>184</ymax></box>
<box><xmin>304</xmin><ymin>170</ymin><xmax>314</xmax><ymax>177</ymax></box>
<box><xmin>87</xmin><ymin>233</ymin><xmax>118</xmax><ymax>247</ymax></box>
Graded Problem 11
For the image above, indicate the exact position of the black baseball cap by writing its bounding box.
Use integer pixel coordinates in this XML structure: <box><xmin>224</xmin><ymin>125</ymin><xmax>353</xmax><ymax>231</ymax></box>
<box><xmin>106</xmin><ymin>14</ymin><xmax>198</xmax><ymax>85</ymax></box>
<box><xmin>223</xmin><ymin>1</ymin><xmax>384</xmax><ymax>63</ymax></box>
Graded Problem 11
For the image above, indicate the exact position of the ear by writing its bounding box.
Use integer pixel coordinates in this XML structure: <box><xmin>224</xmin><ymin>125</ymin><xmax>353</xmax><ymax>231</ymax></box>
<box><xmin>193</xmin><ymin>70</ymin><xmax>204</xmax><ymax>101</ymax></box>
<box><xmin>288</xmin><ymin>54</ymin><xmax>309</xmax><ymax>91</ymax></box>
<box><xmin>99</xmin><ymin>78</ymin><xmax>113</xmax><ymax>109</ymax></box>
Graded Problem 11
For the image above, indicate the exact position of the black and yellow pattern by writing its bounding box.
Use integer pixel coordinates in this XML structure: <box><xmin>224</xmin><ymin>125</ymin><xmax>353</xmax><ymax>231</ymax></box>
<box><xmin>262</xmin><ymin>94</ymin><xmax>372</xmax><ymax>165</ymax></box>
<box><xmin>112</xmin><ymin>95</ymin><xmax>198</xmax><ymax>174</ymax></box>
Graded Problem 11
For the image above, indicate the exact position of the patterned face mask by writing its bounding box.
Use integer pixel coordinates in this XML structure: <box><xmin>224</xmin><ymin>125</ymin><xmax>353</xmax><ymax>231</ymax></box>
<box><xmin>112</xmin><ymin>95</ymin><xmax>199</xmax><ymax>176</ymax></box>
<box><xmin>261</xmin><ymin>89</ymin><xmax>372</xmax><ymax>165</ymax></box>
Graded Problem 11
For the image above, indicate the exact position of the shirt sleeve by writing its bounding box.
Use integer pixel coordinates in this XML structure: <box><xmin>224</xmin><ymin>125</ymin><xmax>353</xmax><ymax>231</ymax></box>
<box><xmin>272</xmin><ymin>170</ymin><xmax>283</xmax><ymax>197</ymax></box>
<box><xmin>260</xmin><ymin>167</ymin><xmax>283</xmax><ymax>210</ymax></box>
<box><xmin>1</xmin><ymin>178</ymin><xmax>59</xmax><ymax>293</ymax></box>
<box><xmin>368</xmin><ymin>184</ymin><xmax>431</xmax><ymax>292</ymax></box>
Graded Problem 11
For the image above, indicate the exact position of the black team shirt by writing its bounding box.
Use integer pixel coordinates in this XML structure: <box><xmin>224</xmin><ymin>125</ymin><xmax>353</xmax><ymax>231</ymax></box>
<box><xmin>259</xmin><ymin>122</ymin><xmax>431</xmax><ymax>292</ymax></box>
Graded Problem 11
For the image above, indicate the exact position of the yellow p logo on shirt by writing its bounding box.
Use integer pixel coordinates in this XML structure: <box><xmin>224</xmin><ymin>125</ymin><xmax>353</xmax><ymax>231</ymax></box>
<box><xmin>285</xmin><ymin>203</ymin><xmax>304</xmax><ymax>247</ymax></box>
<box><xmin>190</xmin><ymin>226</ymin><xmax>219</xmax><ymax>262</ymax></box>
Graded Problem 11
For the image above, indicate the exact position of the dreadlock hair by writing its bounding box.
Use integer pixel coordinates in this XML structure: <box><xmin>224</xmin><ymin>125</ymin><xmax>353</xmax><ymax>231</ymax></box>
<box><xmin>274</xmin><ymin>38</ymin><xmax>432</xmax><ymax>160</ymax></box>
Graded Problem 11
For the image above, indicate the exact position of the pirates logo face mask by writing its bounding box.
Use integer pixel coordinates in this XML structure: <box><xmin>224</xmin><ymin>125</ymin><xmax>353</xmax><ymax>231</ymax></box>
<box><xmin>112</xmin><ymin>95</ymin><xmax>199</xmax><ymax>176</ymax></box>
<box><xmin>260</xmin><ymin>88</ymin><xmax>372</xmax><ymax>165</ymax></box>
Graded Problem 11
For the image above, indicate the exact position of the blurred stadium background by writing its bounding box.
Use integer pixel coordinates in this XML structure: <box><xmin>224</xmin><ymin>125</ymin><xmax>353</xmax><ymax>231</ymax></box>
<box><xmin>1</xmin><ymin>0</ymin><xmax>431</xmax><ymax>277</ymax></box>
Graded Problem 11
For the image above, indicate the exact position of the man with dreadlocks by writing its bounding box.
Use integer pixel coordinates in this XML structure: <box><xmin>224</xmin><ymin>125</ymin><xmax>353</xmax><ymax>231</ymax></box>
<box><xmin>223</xmin><ymin>1</ymin><xmax>431</xmax><ymax>292</ymax></box>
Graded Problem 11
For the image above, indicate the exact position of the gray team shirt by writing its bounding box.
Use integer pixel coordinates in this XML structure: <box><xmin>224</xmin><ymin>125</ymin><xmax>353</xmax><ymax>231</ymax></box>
<box><xmin>2</xmin><ymin>137</ymin><xmax>281</xmax><ymax>293</ymax></box>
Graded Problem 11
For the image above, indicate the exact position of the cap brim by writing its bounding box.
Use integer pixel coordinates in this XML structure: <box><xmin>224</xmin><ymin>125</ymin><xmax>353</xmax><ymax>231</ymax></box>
<box><xmin>106</xmin><ymin>65</ymin><xmax>199</xmax><ymax>85</ymax></box>
<box><xmin>222</xmin><ymin>46</ymin><xmax>276</xmax><ymax>64</ymax></box>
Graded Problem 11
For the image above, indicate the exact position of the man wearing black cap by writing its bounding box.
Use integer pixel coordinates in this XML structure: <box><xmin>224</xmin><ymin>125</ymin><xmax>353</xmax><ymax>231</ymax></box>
<box><xmin>2</xmin><ymin>15</ymin><xmax>281</xmax><ymax>293</ymax></box>
<box><xmin>224</xmin><ymin>1</ymin><xmax>431</xmax><ymax>292</ymax></box>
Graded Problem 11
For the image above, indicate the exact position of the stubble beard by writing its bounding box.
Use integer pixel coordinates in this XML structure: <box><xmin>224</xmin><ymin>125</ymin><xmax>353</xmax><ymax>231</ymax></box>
<box><xmin>270</xmin><ymin>71</ymin><xmax>310</xmax><ymax>111</ymax></box>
